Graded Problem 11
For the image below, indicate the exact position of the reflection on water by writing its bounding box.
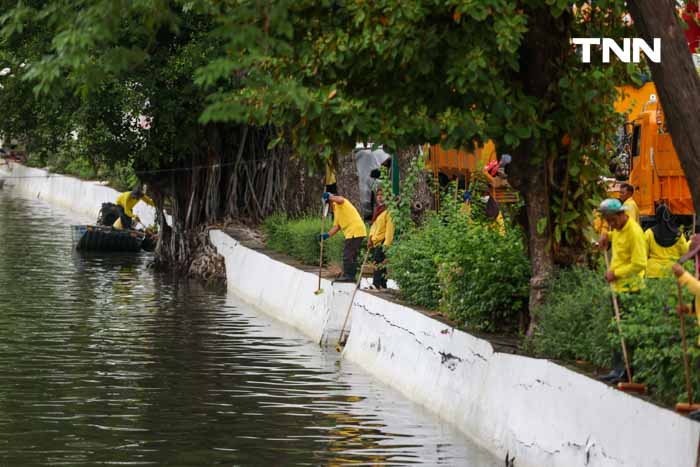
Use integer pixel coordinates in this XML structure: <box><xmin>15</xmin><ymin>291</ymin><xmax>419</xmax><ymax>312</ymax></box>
<box><xmin>0</xmin><ymin>190</ymin><xmax>498</xmax><ymax>466</ymax></box>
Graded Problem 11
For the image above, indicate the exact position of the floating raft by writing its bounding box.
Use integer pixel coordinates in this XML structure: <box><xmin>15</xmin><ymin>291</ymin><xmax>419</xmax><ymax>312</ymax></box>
<box><xmin>71</xmin><ymin>225</ymin><xmax>144</xmax><ymax>252</ymax></box>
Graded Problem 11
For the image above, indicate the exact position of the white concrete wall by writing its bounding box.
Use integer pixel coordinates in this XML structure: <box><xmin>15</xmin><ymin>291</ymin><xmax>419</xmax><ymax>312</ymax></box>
<box><xmin>344</xmin><ymin>291</ymin><xmax>700</xmax><ymax>467</ymax></box>
<box><xmin>209</xmin><ymin>230</ymin><xmax>351</xmax><ymax>345</ymax></box>
<box><xmin>0</xmin><ymin>162</ymin><xmax>157</xmax><ymax>225</ymax></box>
<box><xmin>210</xmin><ymin>228</ymin><xmax>700</xmax><ymax>467</ymax></box>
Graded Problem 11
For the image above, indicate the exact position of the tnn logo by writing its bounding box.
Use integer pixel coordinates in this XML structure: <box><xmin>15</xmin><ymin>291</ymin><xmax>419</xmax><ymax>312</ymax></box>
<box><xmin>573</xmin><ymin>38</ymin><xmax>661</xmax><ymax>63</ymax></box>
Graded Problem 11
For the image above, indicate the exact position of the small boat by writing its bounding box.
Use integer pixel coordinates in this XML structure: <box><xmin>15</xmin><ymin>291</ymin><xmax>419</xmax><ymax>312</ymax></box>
<box><xmin>71</xmin><ymin>225</ymin><xmax>146</xmax><ymax>252</ymax></box>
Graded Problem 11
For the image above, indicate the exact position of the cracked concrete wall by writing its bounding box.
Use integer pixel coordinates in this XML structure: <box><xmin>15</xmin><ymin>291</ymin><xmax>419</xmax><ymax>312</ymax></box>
<box><xmin>0</xmin><ymin>162</ymin><xmax>158</xmax><ymax>226</ymax></box>
<box><xmin>209</xmin><ymin>228</ymin><xmax>700</xmax><ymax>467</ymax></box>
<box><xmin>344</xmin><ymin>291</ymin><xmax>700</xmax><ymax>467</ymax></box>
<box><xmin>210</xmin><ymin>230</ymin><xmax>351</xmax><ymax>345</ymax></box>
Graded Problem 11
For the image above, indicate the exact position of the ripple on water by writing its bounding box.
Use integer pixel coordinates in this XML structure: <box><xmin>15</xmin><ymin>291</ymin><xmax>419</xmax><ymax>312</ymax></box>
<box><xmin>0</xmin><ymin>191</ymin><xmax>499</xmax><ymax>466</ymax></box>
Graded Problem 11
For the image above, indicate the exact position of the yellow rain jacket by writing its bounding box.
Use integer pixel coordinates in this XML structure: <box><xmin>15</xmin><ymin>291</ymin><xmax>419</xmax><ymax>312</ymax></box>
<box><xmin>608</xmin><ymin>217</ymin><xmax>646</xmax><ymax>292</ymax></box>
<box><xmin>333</xmin><ymin>198</ymin><xmax>366</xmax><ymax>239</ymax></box>
<box><xmin>593</xmin><ymin>211</ymin><xmax>609</xmax><ymax>237</ymax></box>
<box><xmin>462</xmin><ymin>202</ymin><xmax>506</xmax><ymax>235</ymax></box>
<box><xmin>644</xmin><ymin>230</ymin><xmax>689</xmax><ymax>279</ymax></box>
<box><xmin>325</xmin><ymin>159</ymin><xmax>336</xmax><ymax>186</ymax></box>
<box><xmin>116</xmin><ymin>191</ymin><xmax>155</xmax><ymax>219</ymax></box>
<box><xmin>677</xmin><ymin>271</ymin><xmax>700</xmax><ymax>345</ymax></box>
<box><xmin>369</xmin><ymin>210</ymin><xmax>395</xmax><ymax>247</ymax></box>
<box><xmin>624</xmin><ymin>197</ymin><xmax>641</xmax><ymax>225</ymax></box>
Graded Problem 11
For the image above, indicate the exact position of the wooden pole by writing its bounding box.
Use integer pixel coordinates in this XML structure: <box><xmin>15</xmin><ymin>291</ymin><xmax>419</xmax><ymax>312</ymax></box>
<box><xmin>315</xmin><ymin>202</ymin><xmax>329</xmax><ymax>294</ymax></box>
<box><xmin>336</xmin><ymin>246</ymin><xmax>371</xmax><ymax>351</ymax></box>
<box><xmin>604</xmin><ymin>252</ymin><xmax>634</xmax><ymax>384</ymax></box>
<box><xmin>678</xmin><ymin>284</ymin><xmax>694</xmax><ymax>405</ymax></box>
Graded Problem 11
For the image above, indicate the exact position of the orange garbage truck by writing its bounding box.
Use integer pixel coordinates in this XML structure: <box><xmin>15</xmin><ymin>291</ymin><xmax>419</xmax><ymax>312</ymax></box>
<box><xmin>614</xmin><ymin>83</ymin><xmax>694</xmax><ymax>227</ymax></box>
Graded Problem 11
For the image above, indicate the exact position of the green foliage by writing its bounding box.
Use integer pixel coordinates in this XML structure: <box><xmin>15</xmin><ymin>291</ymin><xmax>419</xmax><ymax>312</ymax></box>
<box><xmin>191</xmin><ymin>0</ymin><xmax>637</xmax><ymax>264</ymax></box>
<box><xmin>531</xmin><ymin>265</ymin><xmax>613</xmax><ymax>367</ymax></box>
<box><xmin>620</xmin><ymin>279</ymin><xmax>700</xmax><ymax>405</ymax></box>
<box><xmin>262</xmin><ymin>212</ymin><xmax>345</xmax><ymax>268</ymax></box>
<box><xmin>380</xmin><ymin>150</ymin><xmax>425</xmax><ymax>237</ymax></box>
<box><xmin>386</xmin><ymin>214</ymin><xmax>444</xmax><ymax>309</ymax></box>
<box><xmin>1</xmin><ymin>0</ymin><xmax>643</xmax><ymax>278</ymax></box>
<box><xmin>0</xmin><ymin>0</ymin><xmax>214</xmax><ymax>191</ymax></box>
<box><xmin>389</xmin><ymin>194</ymin><xmax>530</xmax><ymax>331</ymax></box>
<box><xmin>533</xmin><ymin>264</ymin><xmax>700</xmax><ymax>406</ymax></box>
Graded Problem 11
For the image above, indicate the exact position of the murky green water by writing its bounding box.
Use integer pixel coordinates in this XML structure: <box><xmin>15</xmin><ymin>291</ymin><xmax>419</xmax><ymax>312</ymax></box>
<box><xmin>0</xmin><ymin>189</ymin><xmax>498</xmax><ymax>466</ymax></box>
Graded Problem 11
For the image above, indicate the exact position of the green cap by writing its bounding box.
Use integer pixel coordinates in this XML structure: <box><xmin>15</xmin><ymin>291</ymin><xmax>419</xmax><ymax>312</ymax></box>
<box><xmin>598</xmin><ymin>198</ymin><xmax>625</xmax><ymax>214</ymax></box>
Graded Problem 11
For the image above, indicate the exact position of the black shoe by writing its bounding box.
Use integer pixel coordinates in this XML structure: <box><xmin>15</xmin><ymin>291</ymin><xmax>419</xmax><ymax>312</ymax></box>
<box><xmin>598</xmin><ymin>368</ymin><xmax>626</xmax><ymax>383</ymax></box>
<box><xmin>689</xmin><ymin>410</ymin><xmax>700</xmax><ymax>422</ymax></box>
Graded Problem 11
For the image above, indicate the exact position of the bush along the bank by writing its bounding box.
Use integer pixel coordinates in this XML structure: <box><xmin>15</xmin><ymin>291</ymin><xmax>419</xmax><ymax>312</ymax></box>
<box><xmin>619</xmin><ymin>277</ymin><xmax>700</xmax><ymax>405</ymax></box>
<box><xmin>388</xmin><ymin>195</ymin><xmax>530</xmax><ymax>332</ymax></box>
<box><xmin>533</xmin><ymin>265</ymin><xmax>700</xmax><ymax>406</ymax></box>
<box><xmin>531</xmin><ymin>266</ymin><xmax>613</xmax><ymax>368</ymax></box>
<box><xmin>262</xmin><ymin>212</ymin><xmax>345</xmax><ymax>268</ymax></box>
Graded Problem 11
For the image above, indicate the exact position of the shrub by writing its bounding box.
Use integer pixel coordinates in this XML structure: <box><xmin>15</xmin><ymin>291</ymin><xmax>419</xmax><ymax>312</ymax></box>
<box><xmin>262</xmin><ymin>213</ymin><xmax>345</xmax><ymax>267</ymax></box>
<box><xmin>620</xmin><ymin>277</ymin><xmax>700</xmax><ymax>405</ymax></box>
<box><xmin>388</xmin><ymin>196</ymin><xmax>530</xmax><ymax>332</ymax></box>
<box><xmin>437</xmin><ymin>218</ymin><xmax>530</xmax><ymax>331</ymax></box>
<box><xmin>531</xmin><ymin>266</ymin><xmax>613</xmax><ymax>367</ymax></box>
<box><xmin>262</xmin><ymin>212</ymin><xmax>292</xmax><ymax>252</ymax></box>
<box><xmin>387</xmin><ymin>214</ymin><xmax>445</xmax><ymax>309</ymax></box>
<box><xmin>532</xmin><ymin>264</ymin><xmax>700</xmax><ymax>406</ymax></box>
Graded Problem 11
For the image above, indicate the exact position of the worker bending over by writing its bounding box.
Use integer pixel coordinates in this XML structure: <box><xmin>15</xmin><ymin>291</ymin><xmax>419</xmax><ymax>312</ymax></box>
<box><xmin>368</xmin><ymin>188</ymin><xmax>394</xmax><ymax>289</ymax></box>
<box><xmin>115</xmin><ymin>186</ymin><xmax>155</xmax><ymax>230</ymax></box>
<box><xmin>645</xmin><ymin>204</ymin><xmax>688</xmax><ymax>278</ymax></box>
<box><xmin>319</xmin><ymin>193</ymin><xmax>367</xmax><ymax>282</ymax></box>
<box><xmin>597</xmin><ymin>198</ymin><xmax>647</xmax><ymax>384</ymax></box>
<box><xmin>619</xmin><ymin>183</ymin><xmax>641</xmax><ymax>225</ymax></box>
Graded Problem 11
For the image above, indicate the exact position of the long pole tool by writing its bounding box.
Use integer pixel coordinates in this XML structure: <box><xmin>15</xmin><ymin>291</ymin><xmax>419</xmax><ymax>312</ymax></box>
<box><xmin>604</xmin><ymin>251</ymin><xmax>646</xmax><ymax>394</ymax></box>
<box><xmin>335</xmin><ymin>245</ymin><xmax>371</xmax><ymax>352</ymax></box>
<box><xmin>314</xmin><ymin>201</ymin><xmax>330</xmax><ymax>295</ymax></box>
<box><xmin>676</xmin><ymin>215</ymin><xmax>700</xmax><ymax>413</ymax></box>
<box><xmin>675</xmin><ymin>284</ymin><xmax>700</xmax><ymax>413</ymax></box>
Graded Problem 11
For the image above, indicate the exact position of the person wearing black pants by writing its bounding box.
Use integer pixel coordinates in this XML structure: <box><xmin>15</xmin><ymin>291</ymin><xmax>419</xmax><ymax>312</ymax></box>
<box><xmin>318</xmin><ymin>193</ymin><xmax>367</xmax><ymax>282</ymax></box>
<box><xmin>343</xmin><ymin>237</ymin><xmax>365</xmax><ymax>280</ymax></box>
<box><xmin>596</xmin><ymin>198</ymin><xmax>646</xmax><ymax>384</ymax></box>
<box><xmin>368</xmin><ymin>188</ymin><xmax>395</xmax><ymax>289</ymax></box>
<box><xmin>371</xmin><ymin>246</ymin><xmax>387</xmax><ymax>289</ymax></box>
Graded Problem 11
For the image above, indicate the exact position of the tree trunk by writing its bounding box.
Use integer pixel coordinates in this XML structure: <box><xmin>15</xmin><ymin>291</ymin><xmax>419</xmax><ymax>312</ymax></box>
<box><xmin>629</xmin><ymin>0</ymin><xmax>700</xmax><ymax>214</ymax></box>
<box><xmin>506</xmin><ymin>6</ymin><xmax>569</xmax><ymax>334</ymax></box>
<box><xmin>509</xmin><ymin>152</ymin><xmax>554</xmax><ymax>335</ymax></box>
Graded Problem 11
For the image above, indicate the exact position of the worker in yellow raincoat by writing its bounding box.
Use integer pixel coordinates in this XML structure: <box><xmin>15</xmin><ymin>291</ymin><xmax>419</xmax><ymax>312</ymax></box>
<box><xmin>368</xmin><ymin>188</ymin><xmax>395</xmax><ymax>289</ymax></box>
<box><xmin>114</xmin><ymin>186</ymin><xmax>155</xmax><ymax>230</ymax></box>
<box><xmin>325</xmin><ymin>156</ymin><xmax>337</xmax><ymax>194</ymax></box>
<box><xmin>597</xmin><ymin>198</ymin><xmax>647</xmax><ymax>384</ymax></box>
<box><xmin>645</xmin><ymin>204</ymin><xmax>689</xmax><ymax>278</ymax></box>
<box><xmin>319</xmin><ymin>192</ymin><xmax>367</xmax><ymax>282</ymax></box>
<box><xmin>620</xmin><ymin>183</ymin><xmax>641</xmax><ymax>225</ymax></box>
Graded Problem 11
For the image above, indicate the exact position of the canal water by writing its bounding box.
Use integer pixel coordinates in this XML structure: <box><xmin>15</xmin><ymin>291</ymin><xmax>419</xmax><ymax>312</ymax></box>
<box><xmin>0</xmin><ymin>189</ymin><xmax>499</xmax><ymax>466</ymax></box>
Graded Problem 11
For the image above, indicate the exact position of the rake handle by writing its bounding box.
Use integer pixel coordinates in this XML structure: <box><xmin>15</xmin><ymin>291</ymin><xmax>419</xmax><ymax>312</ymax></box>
<box><xmin>317</xmin><ymin>204</ymin><xmax>328</xmax><ymax>292</ymax></box>
<box><xmin>678</xmin><ymin>284</ymin><xmax>693</xmax><ymax>405</ymax></box>
<box><xmin>604</xmin><ymin>252</ymin><xmax>634</xmax><ymax>384</ymax></box>
<box><xmin>337</xmin><ymin>245</ymin><xmax>372</xmax><ymax>348</ymax></box>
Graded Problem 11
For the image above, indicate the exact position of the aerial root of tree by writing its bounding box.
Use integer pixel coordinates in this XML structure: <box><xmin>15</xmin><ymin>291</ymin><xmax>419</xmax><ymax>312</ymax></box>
<box><xmin>144</xmin><ymin>124</ymin><xmax>322</xmax><ymax>274</ymax></box>
<box><xmin>187</xmin><ymin>226</ymin><xmax>227</xmax><ymax>283</ymax></box>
